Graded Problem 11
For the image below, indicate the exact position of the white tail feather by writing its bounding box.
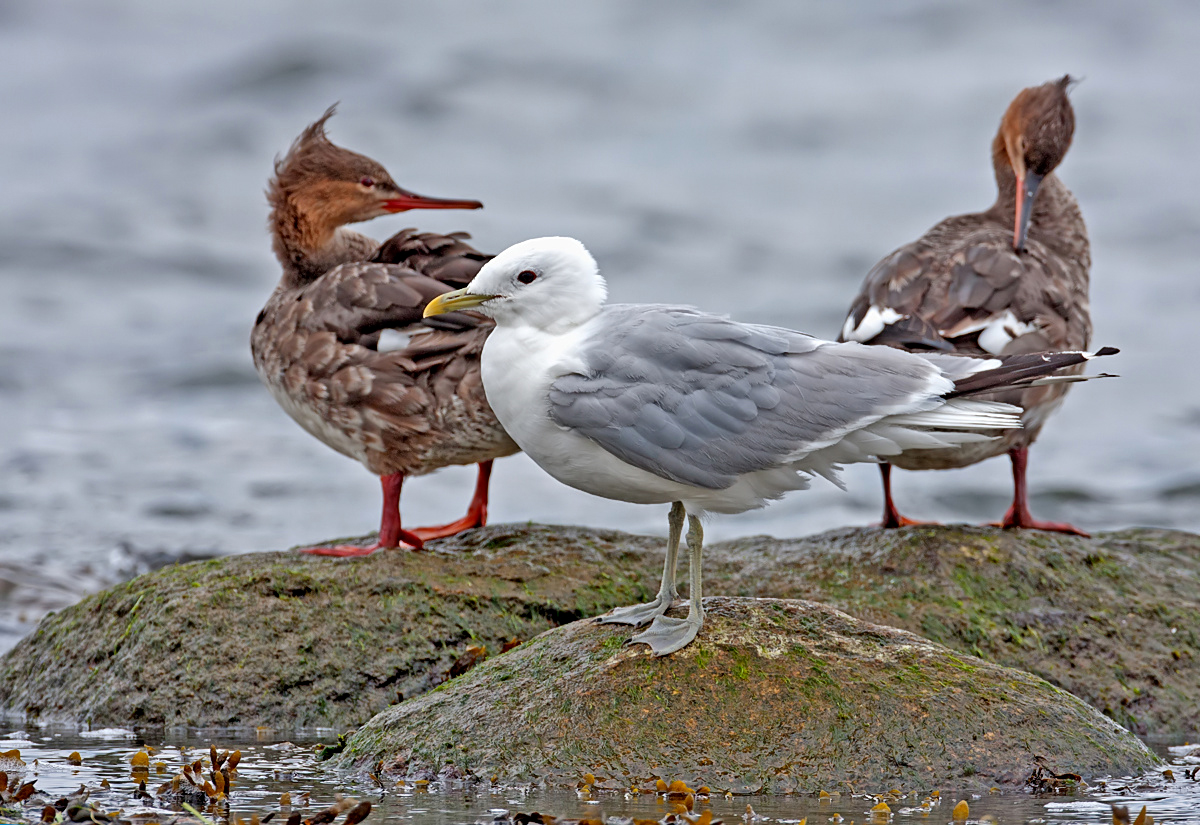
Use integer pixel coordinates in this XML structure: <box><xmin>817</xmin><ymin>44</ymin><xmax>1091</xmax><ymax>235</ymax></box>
<box><xmin>883</xmin><ymin>398</ymin><xmax>1022</xmax><ymax>430</ymax></box>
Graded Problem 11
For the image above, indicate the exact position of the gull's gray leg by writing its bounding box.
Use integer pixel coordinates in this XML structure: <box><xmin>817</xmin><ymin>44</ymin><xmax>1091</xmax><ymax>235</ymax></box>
<box><xmin>630</xmin><ymin>513</ymin><xmax>706</xmax><ymax>656</ymax></box>
<box><xmin>597</xmin><ymin>501</ymin><xmax>684</xmax><ymax>627</ymax></box>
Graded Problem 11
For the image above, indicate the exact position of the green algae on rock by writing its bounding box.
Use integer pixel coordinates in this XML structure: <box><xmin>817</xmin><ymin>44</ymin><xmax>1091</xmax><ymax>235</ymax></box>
<box><xmin>0</xmin><ymin>525</ymin><xmax>668</xmax><ymax>729</ymax></box>
<box><xmin>338</xmin><ymin>596</ymin><xmax>1157</xmax><ymax>792</ymax></box>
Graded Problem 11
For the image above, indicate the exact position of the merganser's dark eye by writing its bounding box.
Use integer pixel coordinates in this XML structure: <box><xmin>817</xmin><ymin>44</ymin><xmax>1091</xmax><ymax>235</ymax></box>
<box><xmin>517</xmin><ymin>270</ymin><xmax>537</xmax><ymax>284</ymax></box>
<box><xmin>360</xmin><ymin>176</ymin><xmax>375</xmax><ymax>188</ymax></box>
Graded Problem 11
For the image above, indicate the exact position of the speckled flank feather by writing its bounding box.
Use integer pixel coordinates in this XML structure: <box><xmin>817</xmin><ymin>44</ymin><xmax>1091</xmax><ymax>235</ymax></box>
<box><xmin>838</xmin><ymin>76</ymin><xmax>1090</xmax><ymax>470</ymax></box>
<box><xmin>252</xmin><ymin>242</ymin><xmax>518</xmax><ymax>478</ymax></box>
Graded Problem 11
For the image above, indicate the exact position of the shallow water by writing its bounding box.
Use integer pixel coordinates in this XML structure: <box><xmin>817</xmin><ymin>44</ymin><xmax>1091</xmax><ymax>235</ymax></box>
<box><xmin>2</xmin><ymin>728</ymin><xmax>1198</xmax><ymax>825</ymax></box>
<box><xmin>1</xmin><ymin>6</ymin><xmax>1199</xmax><ymax>636</ymax></box>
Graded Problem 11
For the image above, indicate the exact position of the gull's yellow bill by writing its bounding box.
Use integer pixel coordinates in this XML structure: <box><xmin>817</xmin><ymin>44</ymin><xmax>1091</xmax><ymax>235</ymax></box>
<box><xmin>423</xmin><ymin>288</ymin><xmax>498</xmax><ymax>318</ymax></box>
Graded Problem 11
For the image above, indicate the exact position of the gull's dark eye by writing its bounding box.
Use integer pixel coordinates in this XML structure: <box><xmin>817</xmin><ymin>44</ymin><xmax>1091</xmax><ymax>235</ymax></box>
<box><xmin>517</xmin><ymin>270</ymin><xmax>537</xmax><ymax>285</ymax></box>
<box><xmin>360</xmin><ymin>176</ymin><xmax>375</xmax><ymax>188</ymax></box>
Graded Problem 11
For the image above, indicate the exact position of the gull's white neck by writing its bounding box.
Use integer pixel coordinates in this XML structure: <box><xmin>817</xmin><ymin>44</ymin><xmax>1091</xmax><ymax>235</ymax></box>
<box><xmin>479</xmin><ymin>317</ymin><xmax>589</xmax><ymax>452</ymax></box>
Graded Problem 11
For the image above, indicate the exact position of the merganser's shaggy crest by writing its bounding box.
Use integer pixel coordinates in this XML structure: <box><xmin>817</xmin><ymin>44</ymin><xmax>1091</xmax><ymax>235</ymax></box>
<box><xmin>252</xmin><ymin>107</ymin><xmax>518</xmax><ymax>555</ymax></box>
<box><xmin>839</xmin><ymin>76</ymin><xmax>1094</xmax><ymax>534</ymax></box>
<box><xmin>424</xmin><ymin>237</ymin><xmax>1115</xmax><ymax>655</ymax></box>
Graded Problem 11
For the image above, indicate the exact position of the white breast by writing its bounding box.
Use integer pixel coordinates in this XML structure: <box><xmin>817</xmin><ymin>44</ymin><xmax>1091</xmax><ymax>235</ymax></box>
<box><xmin>481</xmin><ymin>322</ymin><xmax>704</xmax><ymax>506</ymax></box>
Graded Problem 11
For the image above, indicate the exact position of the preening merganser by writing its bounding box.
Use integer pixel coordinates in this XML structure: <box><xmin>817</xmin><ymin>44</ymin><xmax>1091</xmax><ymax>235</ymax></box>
<box><xmin>839</xmin><ymin>76</ymin><xmax>1094</xmax><ymax>535</ymax></box>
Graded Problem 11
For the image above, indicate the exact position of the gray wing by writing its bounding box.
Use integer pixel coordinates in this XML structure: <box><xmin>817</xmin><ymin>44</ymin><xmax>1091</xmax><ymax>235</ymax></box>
<box><xmin>548</xmin><ymin>305</ymin><xmax>946</xmax><ymax>490</ymax></box>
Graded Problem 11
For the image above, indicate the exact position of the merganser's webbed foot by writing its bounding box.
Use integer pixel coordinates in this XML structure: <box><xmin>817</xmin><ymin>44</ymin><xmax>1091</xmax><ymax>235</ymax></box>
<box><xmin>880</xmin><ymin>512</ymin><xmax>941</xmax><ymax>529</ymax></box>
<box><xmin>994</xmin><ymin>447</ymin><xmax>1092</xmax><ymax>537</ymax></box>
<box><xmin>996</xmin><ymin>510</ymin><xmax>1090</xmax><ymax>537</ymax></box>
<box><xmin>301</xmin><ymin>542</ymin><xmax>386</xmax><ymax>557</ymax></box>
<box><xmin>597</xmin><ymin>594</ymin><xmax>678</xmax><ymax>627</ymax></box>
<box><xmin>876</xmin><ymin>463</ymin><xmax>941</xmax><ymax>529</ymax></box>
<box><xmin>408</xmin><ymin>460</ymin><xmax>494</xmax><ymax>542</ymax></box>
<box><xmin>300</xmin><ymin>473</ymin><xmax>427</xmax><ymax>555</ymax></box>
<box><xmin>629</xmin><ymin>612</ymin><xmax>703</xmax><ymax>657</ymax></box>
<box><xmin>299</xmin><ymin>532</ymin><xmax>424</xmax><ymax>556</ymax></box>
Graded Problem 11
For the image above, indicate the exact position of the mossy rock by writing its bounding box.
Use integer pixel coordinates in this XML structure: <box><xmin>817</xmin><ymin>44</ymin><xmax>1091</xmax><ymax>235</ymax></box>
<box><xmin>338</xmin><ymin>596</ymin><xmax>1157</xmax><ymax>791</ymax></box>
<box><xmin>0</xmin><ymin>523</ymin><xmax>1195</xmax><ymax>736</ymax></box>
<box><xmin>0</xmin><ymin>525</ymin><xmax>667</xmax><ymax>728</ymax></box>
<box><xmin>703</xmin><ymin>525</ymin><xmax>1200</xmax><ymax>739</ymax></box>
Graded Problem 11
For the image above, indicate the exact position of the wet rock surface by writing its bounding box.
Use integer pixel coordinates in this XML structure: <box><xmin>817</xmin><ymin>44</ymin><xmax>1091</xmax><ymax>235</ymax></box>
<box><xmin>0</xmin><ymin>524</ymin><xmax>1194</xmax><ymax>738</ymax></box>
<box><xmin>339</xmin><ymin>596</ymin><xmax>1157</xmax><ymax>791</ymax></box>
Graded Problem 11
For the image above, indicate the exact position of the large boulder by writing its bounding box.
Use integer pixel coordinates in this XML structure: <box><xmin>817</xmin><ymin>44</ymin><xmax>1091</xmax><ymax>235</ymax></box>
<box><xmin>0</xmin><ymin>526</ymin><xmax>665</xmax><ymax>728</ymax></box>
<box><xmin>0</xmin><ymin>524</ymin><xmax>1194</xmax><ymax>738</ymax></box>
<box><xmin>338</xmin><ymin>596</ymin><xmax>1158</xmax><ymax>791</ymax></box>
<box><xmin>703</xmin><ymin>525</ymin><xmax>1200</xmax><ymax>739</ymax></box>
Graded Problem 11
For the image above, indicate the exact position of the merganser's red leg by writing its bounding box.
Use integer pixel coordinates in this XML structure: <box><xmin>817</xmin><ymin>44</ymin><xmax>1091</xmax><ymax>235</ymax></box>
<box><xmin>302</xmin><ymin>473</ymin><xmax>425</xmax><ymax>556</ymax></box>
<box><xmin>997</xmin><ymin>447</ymin><xmax>1089</xmax><ymax>536</ymax></box>
<box><xmin>877</xmin><ymin>463</ymin><xmax>938</xmax><ymax>528</ymax></box>
<box><xmin>409</xmin><ymin>460</ymin><xmax>493</xmax><ymax>542</ymax></box>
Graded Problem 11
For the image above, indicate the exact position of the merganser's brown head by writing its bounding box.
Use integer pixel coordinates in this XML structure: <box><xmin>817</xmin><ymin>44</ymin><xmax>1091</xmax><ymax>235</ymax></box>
<box><xmin>991</xmin><ymin>75</ymin><xmax>1076</xmax><ymax>252</ymax></box>
<box><xmin>268</xmin><ymin>104</ymin><xmax>482</xmax><ymax>239</ymax></box>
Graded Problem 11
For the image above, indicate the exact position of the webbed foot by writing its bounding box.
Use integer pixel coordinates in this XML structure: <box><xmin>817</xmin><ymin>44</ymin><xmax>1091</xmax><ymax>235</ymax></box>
<box><xmin>596</xmin><ymin>594</ymin><xmax>678</xmax><ymax>628</ymax></box>
<box><xmin>996</xmin><ymin>510</ymin><xmax>1090</xmax><ymax>537</ymax></box>
<box><xmin>629</xmin><ymin>612</ymin><xmax>703</xmax><ymax>656</ymax></box>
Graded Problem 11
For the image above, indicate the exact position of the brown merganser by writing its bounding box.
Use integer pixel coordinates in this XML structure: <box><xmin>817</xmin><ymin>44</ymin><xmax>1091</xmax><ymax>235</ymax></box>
<box><xmin>251</xmin><ymin>107</ymin><xmax>518</xmax><ymax>556</ymax></box>
<box><xmin>838</xmin><ymin>76</ymin><xmax>1094</xmax><ymax>535</ymax></box>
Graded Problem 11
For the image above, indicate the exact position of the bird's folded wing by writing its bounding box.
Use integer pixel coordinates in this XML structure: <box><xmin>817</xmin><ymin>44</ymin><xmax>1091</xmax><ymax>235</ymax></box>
<box><xmin>297</xmin><ymin>261</ymin><xmax>492</xmax><ymax>344</ymax></box>
<box><xmin>839</xmin><ymin>223</ymin><xmax>1088</xmax><ymax>355</ymax></box>
<box><xmin>548</xmin><ymin>305</ymin><xmax>950</xmax><ymax>490</ymax></box>
<box><xmin>370</xmin><ymin>228</ymin><xmax>492</xmax><ymax>288</ymax></box>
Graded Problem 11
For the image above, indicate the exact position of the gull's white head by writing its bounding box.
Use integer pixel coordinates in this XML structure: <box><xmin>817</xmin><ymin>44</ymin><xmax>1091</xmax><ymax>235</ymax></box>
<box><xmin>424</xmin><ymin>236</ymin><xmax>607</xmax><ymax>332</ymax></box>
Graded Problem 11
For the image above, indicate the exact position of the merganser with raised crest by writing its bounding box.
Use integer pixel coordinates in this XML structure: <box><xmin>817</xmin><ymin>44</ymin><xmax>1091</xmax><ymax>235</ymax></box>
<box><xmin>251</xmin><ymin>107</ymin><xmax>518</xmax><ymax>555</ymax></box>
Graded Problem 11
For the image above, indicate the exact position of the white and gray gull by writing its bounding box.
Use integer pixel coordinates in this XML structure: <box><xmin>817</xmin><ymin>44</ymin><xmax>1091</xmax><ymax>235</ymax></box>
<box><xmin>424</xmin><ymin>237</ymin><xmax>1116</xmax><ymax>656</ymax></box>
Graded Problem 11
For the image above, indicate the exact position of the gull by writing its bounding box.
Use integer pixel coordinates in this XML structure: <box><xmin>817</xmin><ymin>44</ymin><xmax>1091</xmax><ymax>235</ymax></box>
<box><xmin>838</xmin><ymin>76</ymin><xmax>1093</xmax><ymax>534</ymax></box>
<box><xmin>424</xmin><ymin>237</ymin><xmax>1115</xmax><ymax>655</ymax></box>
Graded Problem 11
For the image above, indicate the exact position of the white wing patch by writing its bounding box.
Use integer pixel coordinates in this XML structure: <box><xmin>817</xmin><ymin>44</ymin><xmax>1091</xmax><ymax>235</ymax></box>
<box><xmin>967</xmin><ymin>310</ymin><xmax>1040</xmax><ymax>355</ymax></box>
<box><xmin>376</xmin><ymin>329</ymin><xmax>413</xmax><ymax>352</ymax></box>
<box><xmin>377</xmin><ymin>326</ymin><xmax>436</xmax><ymax>353</ymax></box>
<box><xmin>841</xmin><ymin>305</ymin><xmax>904</xmax><ymax>342</ymax></box>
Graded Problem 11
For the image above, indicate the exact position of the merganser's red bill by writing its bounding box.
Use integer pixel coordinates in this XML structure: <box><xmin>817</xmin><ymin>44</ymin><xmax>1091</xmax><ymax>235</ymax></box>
<box><xmin>382</xmin><ymin>191</ymin><xmax>483</xmax><ymax>212</ymax></box>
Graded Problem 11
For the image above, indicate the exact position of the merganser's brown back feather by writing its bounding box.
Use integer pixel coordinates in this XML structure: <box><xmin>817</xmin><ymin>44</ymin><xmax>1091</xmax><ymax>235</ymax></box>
<box><xmin>371</xmin><ymin>228</ymin><xmax>491</xmax><ymax>286</ymax></box>
<box><xmin>841</xmin><ymin>195</ymin><xmax>1090</xmax><ymax>357</ymax></box>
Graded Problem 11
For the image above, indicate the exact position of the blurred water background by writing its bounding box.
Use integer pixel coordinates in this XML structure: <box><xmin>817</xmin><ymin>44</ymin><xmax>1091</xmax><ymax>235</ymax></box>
<box><xmin>1</xmin><ymin>0</ymin><xmax>1199</xmax><ymax>651</ymax></box>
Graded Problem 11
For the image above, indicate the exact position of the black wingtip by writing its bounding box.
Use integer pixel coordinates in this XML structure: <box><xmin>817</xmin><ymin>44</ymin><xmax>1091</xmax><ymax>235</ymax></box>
<box><xmin>949</xmin><ymin>348</ymin><xmax>1120</xmax><ymax>398</ymax></box>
